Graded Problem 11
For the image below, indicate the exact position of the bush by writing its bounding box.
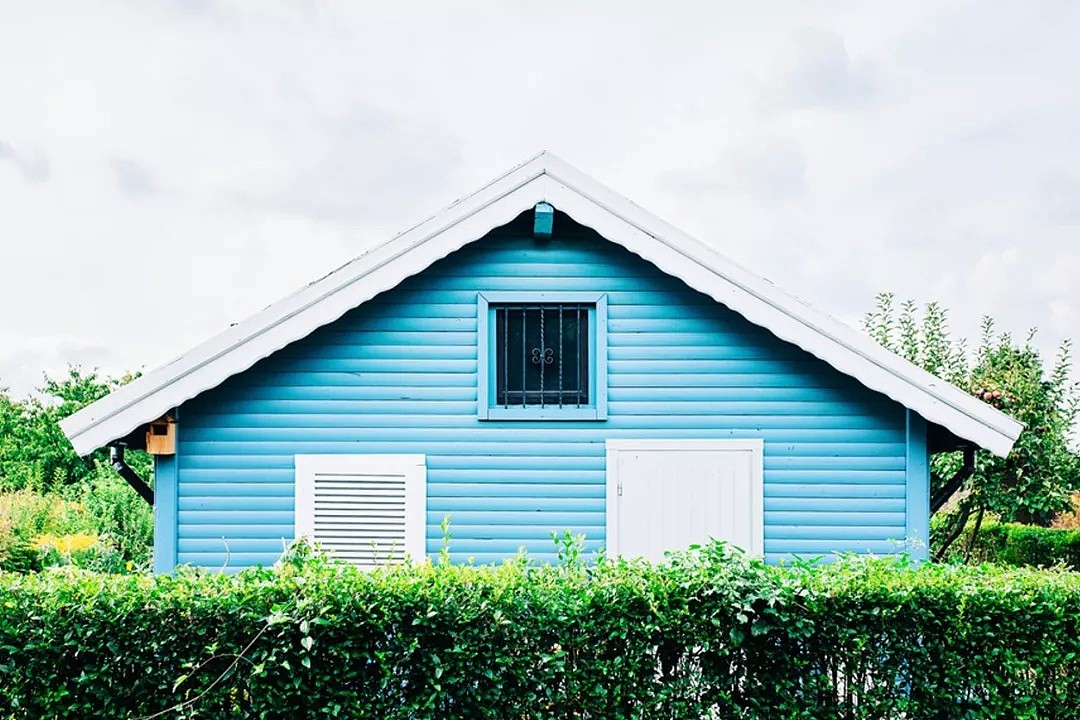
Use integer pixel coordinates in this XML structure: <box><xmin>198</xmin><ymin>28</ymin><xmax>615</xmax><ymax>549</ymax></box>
<box><xmin>1052</xmin><ymin>492</ymin><xmax>1080</xmax><ymax>529</ymax></box>
<box><xmin>0</xmin><ymin>466</ymin><xmax>152</xmax><ymax>573</ymax></box>
<box><xmin>948</xmin><ymin>521</ymin><xmax>1080</xmax><ymax>570</ymax></box>
<box><xmin>0</xmin><ymin>488</ymin><xmax>99</xmax><ymax>573</ymax></box>
<box><xmin>1</xmin><ymin>543</ymin><xmax>1079</xmax><ymax>719</ymax></box>
<box><xmin>61</xmin><ymin>464</ymin><xmax>153</xmax><ymax>567</ymax></box>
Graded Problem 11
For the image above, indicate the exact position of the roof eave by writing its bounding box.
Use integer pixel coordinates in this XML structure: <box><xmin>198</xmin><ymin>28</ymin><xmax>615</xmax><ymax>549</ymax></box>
<box><xmin>60</xmin><ymin>152</ymin><xmax>1024</xmax><ymax>459</ymax></box>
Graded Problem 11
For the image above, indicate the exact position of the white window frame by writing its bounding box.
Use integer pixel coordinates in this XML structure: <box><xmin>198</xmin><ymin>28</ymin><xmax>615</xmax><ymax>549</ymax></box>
<box><xmin>605</xmin><ymin>438</ymin><xmax>764</xmax><ymax>557</ymax></box>
<box><xmin>294</xmin><ymin>454</ymin><xmax>427</xmax><ymax>561</ymax></box>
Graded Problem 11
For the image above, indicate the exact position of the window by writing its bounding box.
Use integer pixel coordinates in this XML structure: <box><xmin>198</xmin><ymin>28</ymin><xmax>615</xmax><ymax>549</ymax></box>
<box><xmin>494</xmin><ymin>304</ymin><xmax>589</xmax><ymax>407</ymax></box>
<box><xmin>478</xmin><ymin>292</ymin><xmax>607</xmax><ymax>420</ymax></box>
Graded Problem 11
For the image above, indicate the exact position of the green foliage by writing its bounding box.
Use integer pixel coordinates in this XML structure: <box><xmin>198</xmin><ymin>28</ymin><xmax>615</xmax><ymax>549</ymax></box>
<box><xmin>864</xmin><ymin>294</ymin><xmax>969</xmax><ymax>384</ymax></box>
<box><xmin>0</xmin><ymin>366</ymin><xmax>153</xmax><ymax>573</ymax></box>
<box><xmin>0</xmin><ymin>465</ymin><xmax>152</xmax><ymax>574</ymax></box>
<box><xmin>0</xmin><ymin>488</ymin><xmax>94</xmax><ymax>573</ymax></box>
<box><xmin>941</xmin><ymin>520</ymin><xmax>1080</xmax><ymax>570</ymax></box>
<box><xmin>864</xmin><ymin>294</ymin><xmax>1080</xmax><ymax>551</ymax></box>
<box><xmin>0</xmin><ymin>366</ymin><xmax>151</xmax><ymax>491</ymax></box>
<box><xmin>1</xmin><ymin>543</ymin><xmax>1079</xmax><ymax>719</ymax></box>
<box><xmin>67</xmin><ymin>464</ymin><xmax>154</xmax><ymax>565</ymax></box>
<box><xmin>969</xmin><ymin>331</ymin><xmax>1080</xmax><ymax>524</ymax></box>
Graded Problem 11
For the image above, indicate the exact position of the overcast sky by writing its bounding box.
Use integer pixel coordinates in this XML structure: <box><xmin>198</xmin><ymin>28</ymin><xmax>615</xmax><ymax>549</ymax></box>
<box><xmin>1</xmin><ymin>1</ymin><xmax>1078</xmax><ymax>397</ymax></box>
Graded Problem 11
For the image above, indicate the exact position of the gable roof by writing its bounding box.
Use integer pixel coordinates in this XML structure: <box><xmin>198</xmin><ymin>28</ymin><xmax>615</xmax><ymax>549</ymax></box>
<box><xmin>61</xmin><ymin>151</ymin><xmax>1023</xmax><ymax>457</ymax></box>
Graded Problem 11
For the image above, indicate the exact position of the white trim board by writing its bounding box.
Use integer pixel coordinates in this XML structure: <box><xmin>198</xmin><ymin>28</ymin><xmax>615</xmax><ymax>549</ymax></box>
<box><xmin>61</xmin><ymin>152</ymin><xmax>1022</xmax><ymax>457</ymax></box>
<box><xmin>605</xmin><ymin>438</ymin><xmax>764</xmax><ymax>558</ymax></box>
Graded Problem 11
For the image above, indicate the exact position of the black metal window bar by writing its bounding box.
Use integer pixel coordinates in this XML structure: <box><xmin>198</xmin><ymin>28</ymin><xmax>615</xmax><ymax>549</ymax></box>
<box><xmin>494</xmin><ymin>304</ymin><xmax>590</xmax><ymax>408</ymax></box>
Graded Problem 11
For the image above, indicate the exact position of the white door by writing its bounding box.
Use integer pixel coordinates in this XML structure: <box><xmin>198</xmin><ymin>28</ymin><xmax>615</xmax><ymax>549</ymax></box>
<box><xmin>606</xmin><ymin>440</ymin><xmax>763</xmax><ymax>560</ymax></box>
<box><xmin>294</xmin><ymin>454</ymin><xmax>426</xmax><ymax>567</ymax></box>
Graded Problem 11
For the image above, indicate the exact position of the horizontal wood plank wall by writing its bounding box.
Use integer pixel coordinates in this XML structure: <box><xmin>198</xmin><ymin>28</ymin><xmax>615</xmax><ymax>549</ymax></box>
<box><xmin>176</xmin><ymin>212</ymin><xmax>911</xmax><ymax>570</ymax></box>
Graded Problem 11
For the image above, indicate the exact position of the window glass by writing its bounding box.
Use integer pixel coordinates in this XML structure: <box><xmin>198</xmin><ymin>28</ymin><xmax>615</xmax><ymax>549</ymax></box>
<box><xmin>493</xmin><ymin>304</ymin><xmax>590</xmax><ymax>407</ymax></box>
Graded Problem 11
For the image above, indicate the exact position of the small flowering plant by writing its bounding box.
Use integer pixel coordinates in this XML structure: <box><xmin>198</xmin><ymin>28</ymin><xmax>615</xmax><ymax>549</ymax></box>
<box><xmin>29</xmin><ymin>532</ymin><xmax>129</xmax><ymax>573</ymax></box>
<box><xmin>32</xmin><ymin>532</ymin><xmax>100</xmax><ymax>555</ymax></box>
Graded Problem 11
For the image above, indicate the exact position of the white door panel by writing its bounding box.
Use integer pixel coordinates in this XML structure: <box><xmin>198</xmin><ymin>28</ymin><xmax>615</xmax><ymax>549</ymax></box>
<box><xmin>606</xmin><ymin>440</ymin><xmax>763</xmax><ymax>560</ymax></box>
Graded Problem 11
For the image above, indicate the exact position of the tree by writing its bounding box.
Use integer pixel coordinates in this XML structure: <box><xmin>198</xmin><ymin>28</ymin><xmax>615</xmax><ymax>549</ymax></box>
<box><xmin>864</xmin><ymin>294</ymin><xmax>1080</xmax><ymax>558</ymax></box>
<box><xmin>0</xmin><ymin>367</ymin><xmax>149</xmax><ymax>491</ymax></box>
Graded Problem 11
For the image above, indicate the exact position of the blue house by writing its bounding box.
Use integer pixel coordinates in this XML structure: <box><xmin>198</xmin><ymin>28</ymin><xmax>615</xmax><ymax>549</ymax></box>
<box><xmin>62</xmin><ymin>153</ymin><xmax>1022</xmax><ymax>573</ymax></box>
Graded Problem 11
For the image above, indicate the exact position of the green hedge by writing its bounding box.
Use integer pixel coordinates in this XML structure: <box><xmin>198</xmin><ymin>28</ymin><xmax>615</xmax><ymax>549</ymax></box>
<box><xmin>951</xmin><ymin>521</ymin><xmax>1080</xmax><ymax>569</ymax></box>
<box><xmin>2</xmin><ymin>544</ymin><xmax>1080</xmax><ymax>719</ymax></box>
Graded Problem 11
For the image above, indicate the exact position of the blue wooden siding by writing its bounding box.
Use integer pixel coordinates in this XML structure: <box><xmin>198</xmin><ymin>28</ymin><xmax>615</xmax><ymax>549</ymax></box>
<box><xmin>153</xmin><ymin>453</ymin><xmax>178</xmax><ymax>574</ymax></box>
<box><xmin>174</xmin><ymin>211</ymin><xmax>923</xmax><ymax>570</ymax></box>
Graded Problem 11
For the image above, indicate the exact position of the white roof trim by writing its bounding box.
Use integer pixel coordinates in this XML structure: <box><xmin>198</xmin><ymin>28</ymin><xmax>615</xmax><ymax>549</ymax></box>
<box><xmin>61</xmin><ymin>151</ymin><xmax>1023</xmax><ymax>457</ymax></box>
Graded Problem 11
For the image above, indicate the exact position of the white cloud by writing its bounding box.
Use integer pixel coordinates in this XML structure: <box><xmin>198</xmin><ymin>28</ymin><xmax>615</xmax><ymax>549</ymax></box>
<box><xmin>0</xmin><ymin>140</ymin><xmax>50</xmax><ymax>183</ymax></box>
<box><xmin>763</xmin><ymin>27</ymin><xmax>877</xmax><ymax>109</ymax></box>
<box><xmin>0</xmin><ymin>0</ymin><xmax>1078</xmax><ymax>397</ymax></box>
<box><xmin>110</xmin><ymin>158</ymin><xmax>158</xmax><ymax>199</ymax></box>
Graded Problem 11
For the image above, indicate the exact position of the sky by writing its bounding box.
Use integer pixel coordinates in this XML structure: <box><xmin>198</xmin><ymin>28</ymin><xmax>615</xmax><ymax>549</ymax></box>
<box><xmin>1</xmin><ymin>1</ymin><xmax>1078</xmax><ymax>397</ymax></box>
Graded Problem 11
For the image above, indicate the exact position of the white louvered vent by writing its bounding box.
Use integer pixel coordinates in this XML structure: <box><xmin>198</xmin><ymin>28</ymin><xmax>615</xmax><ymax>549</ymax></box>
<box><xmin>295</xmin><ymin>455</ymin><xmax>426</xmax><ymax>568</ymax></box>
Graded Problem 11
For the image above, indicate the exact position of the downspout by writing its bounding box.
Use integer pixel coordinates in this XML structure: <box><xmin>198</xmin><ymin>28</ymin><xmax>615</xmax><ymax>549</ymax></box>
<box><xmin>929</xmin><ymin>445</ymin><xmax>976</xmax><ymax>514</ymax></box>
<box><xmin>109</xmin><ymin>444</ymin><xmax>154</xmax><ymax>506</ymax></box>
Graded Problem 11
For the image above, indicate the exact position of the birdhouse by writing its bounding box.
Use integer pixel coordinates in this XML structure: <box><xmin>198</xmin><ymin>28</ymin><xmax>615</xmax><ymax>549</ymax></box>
<box><xmin>145</xmin><ymin>414</ymin><xmax>176</xmax><ymax>455</ymax></box>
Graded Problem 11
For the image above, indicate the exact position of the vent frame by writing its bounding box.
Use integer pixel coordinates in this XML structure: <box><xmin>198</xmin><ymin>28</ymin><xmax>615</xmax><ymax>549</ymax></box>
<box><xmin>294</xmin><ymin>454</ymin><xmax>426</xmax><ymax>567</ymax></box>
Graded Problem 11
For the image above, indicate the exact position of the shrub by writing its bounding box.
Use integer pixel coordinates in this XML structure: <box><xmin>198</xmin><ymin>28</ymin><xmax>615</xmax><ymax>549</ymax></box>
<box><xmin>0</xmin><ymin>488</ymin><xmax>98</xmax><ymax>573</ymax></box>
<box><xmin>0</xmin><ymin>512</ymin><xmax>10</xmax><ymax>568</ymax></box>
<box><xmin>60</xmin><ymin>463</ymin><xmax>153</xmax><ymax>567</ymax></box>
<box><xmin>0</xmin><ymin>468</ymin><xmax>151</xmax><ymax>573</ymax></box>
<box><xmin>1052</xmin><ymin>492</ymin><xmax>1080</xmax><ymax>529</ymax></box>
<box><xmin>1</xmin><ymin>543</ymin><xmax>1079</xmax><ymax>719</ymax></box>
<box><xmin>947</xmin><ymin>521</ymin><xmax>1080</xmax><ymax>570</ymax></box>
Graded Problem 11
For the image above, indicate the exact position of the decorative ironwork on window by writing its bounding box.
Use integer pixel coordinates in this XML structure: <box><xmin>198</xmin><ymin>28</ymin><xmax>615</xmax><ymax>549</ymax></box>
<box><xmin>494</xmin><ymin>304</ymin><xmax>590</xmax><ymax>408</ymax></box>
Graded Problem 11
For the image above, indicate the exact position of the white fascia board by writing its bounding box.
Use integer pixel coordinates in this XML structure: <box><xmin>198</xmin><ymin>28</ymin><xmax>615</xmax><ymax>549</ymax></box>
<box><xmin>541</xmin><ymin>160</ymin><xmax>1022</xmax><ymax>457</ymax></box>
<box><xmin>61</xmin><ymin>151</ymin><xmax>1023</xmax><ymax>458</ymax></box>
<box><xmin>61</xmin><ymin>158</ymin><xmax>555</xmax><ymax>455</ymax></box>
